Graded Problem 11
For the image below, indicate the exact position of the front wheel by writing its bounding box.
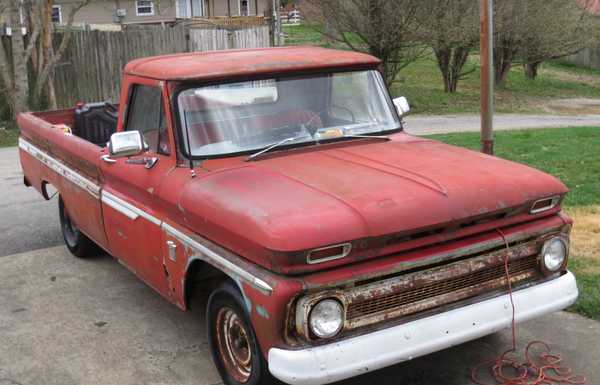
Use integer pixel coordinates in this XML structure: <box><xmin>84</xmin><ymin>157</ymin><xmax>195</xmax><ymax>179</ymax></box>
<box><xmin>207</xmin><ymin>281</ymin><xmax>282</xmax><ymax>385</ymax></box>
<box><xmin>58</xmin><ymin>196</ymin><xmax>96</xmax><ymax>258</ymax></box>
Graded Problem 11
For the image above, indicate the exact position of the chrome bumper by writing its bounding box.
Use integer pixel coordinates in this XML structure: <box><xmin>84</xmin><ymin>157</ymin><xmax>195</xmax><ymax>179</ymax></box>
<box><xmin>268</xmin><ymin>272</ymin><xmax>578</xmax><ymax>385</ymax></box>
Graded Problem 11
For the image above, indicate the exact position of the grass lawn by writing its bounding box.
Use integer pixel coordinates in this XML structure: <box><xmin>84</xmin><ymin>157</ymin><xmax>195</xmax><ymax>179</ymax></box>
<box><xmin>283</xmin><ymin>25</ymin><xmax>600</xmax><ymax>115</ymax></box>
<box><xmin>0</xmin><ymin>128</ymin><xmax>19</xmax><ymax>148</ymax></box>
<box><xmin>430</xmin><ymin>126</ymin><xmax>600</xmax><ymax>320</ymax></box>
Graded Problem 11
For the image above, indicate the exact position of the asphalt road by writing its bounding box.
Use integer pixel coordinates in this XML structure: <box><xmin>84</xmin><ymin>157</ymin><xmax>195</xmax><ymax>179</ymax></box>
<box><xmin>404</xmin><ymin>113</ymin><xmax>600</xmax><ymax>135</ymax></box>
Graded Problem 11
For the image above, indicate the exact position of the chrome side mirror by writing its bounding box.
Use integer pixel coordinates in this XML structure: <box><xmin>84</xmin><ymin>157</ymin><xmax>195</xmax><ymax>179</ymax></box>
<box><xmin>108</xmin><ymin>131</ymin><xmax>146</xmax><ymax>158</ymax></box>
<box><xmin>393</xmin><ymin>96</ymin><xmax>411</xmax><ymax>116</ymax></box>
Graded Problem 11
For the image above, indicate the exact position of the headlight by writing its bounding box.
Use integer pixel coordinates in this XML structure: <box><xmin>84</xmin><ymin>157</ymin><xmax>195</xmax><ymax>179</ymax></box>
<box><xmin>542</xmin><ymin>237</ymin><xmax>567</xmax><ymax>272</ymax></box>
<box><xmin>309</xmin><ymin>299</ymin><xmax>344</xmax><ymax>339</ymax></box>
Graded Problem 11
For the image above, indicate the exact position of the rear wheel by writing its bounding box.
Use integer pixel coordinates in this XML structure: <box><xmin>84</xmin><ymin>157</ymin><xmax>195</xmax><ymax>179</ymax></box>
<box><xmin>58</xmin><ymin>196</ymin><xmax>96</xmax><ymax>258</ymax></box>
<box><xmin>207</xmin><ymin>281</ymin><xmax>282</xmax><ymax>385</ymax></box>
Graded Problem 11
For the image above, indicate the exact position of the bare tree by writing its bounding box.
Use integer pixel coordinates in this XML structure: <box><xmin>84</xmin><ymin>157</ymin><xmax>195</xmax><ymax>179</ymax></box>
<box><xmin>491</xmin><ymin>0</ymin><xmax>523</xmax><ymax>88</ymax></box>
<box><xmin>520</xmin><ymin>0</ymin><xmax>595</xmax><ymax>79</ymax></box>
<box><xmin>303</xmin><ymin>0</ymin><xmax>425</xmax><ymax>86</ymax></box>
<box><xmin>420</xmin><ymin>0</ymin><xmax>479</xmax><ymax>93</ymax></box>
<box><xmin>493</xmin><ymin>0</ymin><xmax>594</xmax><ymax>87</ymax></box>
<box><xmin>0</xmin><ymin>1</ymin><xmax>35</xmax><ymax>117</ymax></box>
<box><xmin>0</xmin><ymin>0</ymin><xmax>89</xmax><ymax>118</ymax></box>
<box><xmin>33</xmin><ymin>0</ymin><xmax>91</xmax><ymax>108</ymax></box>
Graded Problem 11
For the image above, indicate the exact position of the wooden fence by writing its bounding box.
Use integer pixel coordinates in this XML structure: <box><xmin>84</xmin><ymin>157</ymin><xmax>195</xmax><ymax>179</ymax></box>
<box><xmin>51</xmin><ymin>24</ymin><xmax>271</xmax><ymax>107</ymax></box>
<box><xmin>188</xmin><ymin>25</ymin><xmax>270</xmax><ymax>51</ymax></box>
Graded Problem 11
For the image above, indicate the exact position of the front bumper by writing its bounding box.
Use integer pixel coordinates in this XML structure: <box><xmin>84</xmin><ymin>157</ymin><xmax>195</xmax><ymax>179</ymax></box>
<box><xmin>268</xmin><ymin>272</ymin><xmax>578</xmax><ymax>385</ymax></box>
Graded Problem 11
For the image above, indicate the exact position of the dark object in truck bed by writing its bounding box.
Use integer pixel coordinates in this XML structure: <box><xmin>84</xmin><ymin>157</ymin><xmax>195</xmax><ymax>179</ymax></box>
<box><xmin>73</xmin><ymin>102</ymin><xmax>118</xmax><ymax>146</ymax></box>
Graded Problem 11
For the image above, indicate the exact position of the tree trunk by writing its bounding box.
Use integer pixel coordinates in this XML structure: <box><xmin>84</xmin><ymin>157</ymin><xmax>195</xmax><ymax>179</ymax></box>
<box><xmin>320</xmin><ymin>20</ymin><xmax>335</xmax><ymax>44</ymax></box>
<box><xmin>47</xmin><ymin>73</ymin><xmax>58</xmax><ymax>109</ymax></box>
<box><xmin>434</xmin><ymin>47</ymin><xmax>450</xmax><ymax>92</ymax></box>
<box><xmin>524</xmin><ymin>62</ymin><xmax>541</xmax><ymax>80</ymax></box>
<box><xmin>494</xmin><ymin>46</ymin><xmax>514</xmax><ymax>89</ymax></box>
<box><xmin>434</xmin><ymin>46</ymin><xmax>470</xmax><ymax>93</ymax></box>
<box><xmin>33</xmin><ymin>0</ymin><xmax>91</xmax><ymax>106</ymax></box>
<box><xmin>10</xmin><ymin>4</ymin><xmax>30</xmax><ymax>117</ymax></box>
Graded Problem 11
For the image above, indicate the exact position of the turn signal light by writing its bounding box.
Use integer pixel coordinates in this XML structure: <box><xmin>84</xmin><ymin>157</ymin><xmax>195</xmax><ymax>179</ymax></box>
<box><xmin>307</xmin><ymin>243</ymin><xmax>352</xmax><ymax>265</ymax></box>
<box><xmin>530</xmin><ymin>196</ymin><xmax>560</xmax><ymax>214</ymax></box>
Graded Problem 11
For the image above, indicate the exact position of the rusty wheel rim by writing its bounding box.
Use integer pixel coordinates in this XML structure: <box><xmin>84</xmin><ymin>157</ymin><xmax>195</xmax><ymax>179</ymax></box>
<box><xmin>215</xmin><ymin>307</ymin><xmax>253</xmax><ymax>383</ymax></box>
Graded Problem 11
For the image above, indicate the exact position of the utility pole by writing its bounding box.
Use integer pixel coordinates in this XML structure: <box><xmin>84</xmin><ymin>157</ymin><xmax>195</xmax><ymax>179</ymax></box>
<box><xmin>272</xmin><ymin>0</ymin><xmax>281</xmax><ymax>46</ymax></box>
<box><xmin>480</xmin><ymin>0</ymin><xmax>494</xmax><ymax>155</ymax></box>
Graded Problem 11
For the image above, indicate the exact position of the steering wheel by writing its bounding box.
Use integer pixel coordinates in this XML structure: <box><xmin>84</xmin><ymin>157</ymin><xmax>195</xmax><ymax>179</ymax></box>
<box><xmin>331</xmin><ymin>104</ymin><xmax>356</xmax><ymax>123</ymax></box>
<box><xmin>304</xmin><ymin>105</ymin><xmax>356</xmax><ymax>135</ymax></box>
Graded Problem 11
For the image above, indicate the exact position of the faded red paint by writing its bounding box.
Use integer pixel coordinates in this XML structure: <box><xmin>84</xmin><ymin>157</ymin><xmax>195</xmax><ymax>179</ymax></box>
<box><xmin>124</xmin><ymin>46</ymin><xmax>381</xmax><ymax>81</ymax></box>
<box><xmin>17</xmin><ymin>47</ymin><xmax>573</xmax><ymax>365</ymax></box>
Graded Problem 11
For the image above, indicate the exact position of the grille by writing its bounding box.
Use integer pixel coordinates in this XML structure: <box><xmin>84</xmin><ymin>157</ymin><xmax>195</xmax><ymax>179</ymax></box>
<box><xmin>346</xmin><ymin>254</ymin><xmax>540</xmax><ymax>322</ymax></box>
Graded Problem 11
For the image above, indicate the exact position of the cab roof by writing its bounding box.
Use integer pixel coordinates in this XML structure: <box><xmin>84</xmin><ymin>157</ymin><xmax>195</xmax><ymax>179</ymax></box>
<box><xmin>124</xmin><ymin>46</ymin><xmax>381</xmax><ymax>82</ymax></box>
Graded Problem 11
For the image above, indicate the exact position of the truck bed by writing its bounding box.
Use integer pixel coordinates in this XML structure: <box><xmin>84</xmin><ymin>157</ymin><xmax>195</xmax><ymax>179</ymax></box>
<box><xmin>17</xmin><ymin>104</ymin><xmax>118</xmax><ymax>250</ymax></box>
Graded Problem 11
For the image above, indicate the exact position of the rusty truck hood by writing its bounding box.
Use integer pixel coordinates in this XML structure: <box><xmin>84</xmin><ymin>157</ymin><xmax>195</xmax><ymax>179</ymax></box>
<box><xmin>178</xmin><ymin>133</ymin><xmax>568</xmax><ymax>273</ymax></box>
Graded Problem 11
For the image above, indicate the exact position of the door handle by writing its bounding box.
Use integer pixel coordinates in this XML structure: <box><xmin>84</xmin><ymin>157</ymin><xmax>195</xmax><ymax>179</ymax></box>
<box><xmin>101</xmin><ymin>155</ymin><xmax>117</xmax><ymax>164</ymax></box>
<box><xmin>125</xmin><ymin>157</ymin><xmax>159</xmax><ymax>169</ymax></box>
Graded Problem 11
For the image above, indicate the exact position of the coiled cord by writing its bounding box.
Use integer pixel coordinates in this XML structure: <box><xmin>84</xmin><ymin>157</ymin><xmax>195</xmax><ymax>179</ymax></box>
<box><xmin>470</xmin><ymin>229</ymin><xmax>586</xmax><ymax>385</ymax></box>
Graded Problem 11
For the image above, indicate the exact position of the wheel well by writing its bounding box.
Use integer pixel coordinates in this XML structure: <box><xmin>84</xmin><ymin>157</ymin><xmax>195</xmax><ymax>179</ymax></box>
<box><xmin>184</xmin><ymin>259</ymin><xmax>229</xmax><ymax>310</ymax></box>
<box><xmin>40</xmin><ymin>180</ymin><xmax>58</xmax><ymax>201</ymax></box>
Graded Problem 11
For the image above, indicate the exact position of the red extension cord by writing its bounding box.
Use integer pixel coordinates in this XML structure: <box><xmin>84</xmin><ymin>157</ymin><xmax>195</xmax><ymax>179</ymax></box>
<box><xmin>470</xmin><ymin>229</ymin><xmax>586</xmax><ymax>385</ymax></box>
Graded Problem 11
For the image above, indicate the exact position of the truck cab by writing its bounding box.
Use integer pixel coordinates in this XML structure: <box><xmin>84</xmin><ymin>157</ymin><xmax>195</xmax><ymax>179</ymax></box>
<box><xmin>18</xmin><ymin>47</ymin><xmax>578</xmax><ymax>385</ymax></box>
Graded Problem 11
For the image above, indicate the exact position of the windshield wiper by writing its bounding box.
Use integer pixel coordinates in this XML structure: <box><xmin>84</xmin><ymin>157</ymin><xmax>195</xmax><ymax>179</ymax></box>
<box><xmin>246</xmin><ymin>135</ymin><xmax>310</xmax><ymax>161</ymax></box>
<box><xmin>342</xmin><ymin>134</ymin><xmax>390</xmax><ymax>140</ymax></box>
<box><xmin>246</xmin><ymin>132</ymin><xmax>389</xmax><ymax>162</ymax></box>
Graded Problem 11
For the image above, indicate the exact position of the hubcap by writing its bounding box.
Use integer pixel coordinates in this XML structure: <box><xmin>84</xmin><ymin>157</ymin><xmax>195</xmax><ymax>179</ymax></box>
<box><xmin>215</xmin><ymin>307</ymin><xmax>253</xmax><ymax>383</ymax></box>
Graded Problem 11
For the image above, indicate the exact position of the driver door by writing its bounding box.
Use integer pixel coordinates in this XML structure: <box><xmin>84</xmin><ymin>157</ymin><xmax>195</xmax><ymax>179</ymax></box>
<box><xmin>101</xmin><ymin>80</ymin><xmax>175</xmax><ymax>299</ymax></box>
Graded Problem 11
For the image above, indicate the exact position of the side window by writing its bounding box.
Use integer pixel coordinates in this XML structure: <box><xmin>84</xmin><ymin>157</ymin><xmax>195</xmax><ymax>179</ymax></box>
<box><xmin>126</xmin><ymin>84</ymin><xmax>170</xmax><ymax>155</ymax></box>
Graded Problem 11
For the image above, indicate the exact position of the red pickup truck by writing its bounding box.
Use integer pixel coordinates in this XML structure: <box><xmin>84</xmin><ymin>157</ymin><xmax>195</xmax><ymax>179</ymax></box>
<box><xmin>18</xmin><ymin>47</ymin><xmax>578</xmax><ymax>385</ymax></box>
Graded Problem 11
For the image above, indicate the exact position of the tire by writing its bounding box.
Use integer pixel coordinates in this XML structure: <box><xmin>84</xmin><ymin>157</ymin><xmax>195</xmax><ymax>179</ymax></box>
<box><xmin>58</xmin><ymin>196</ymin><xmax>96</xmax><ymax>258</ymax></box>
<box><xmin>207</xmin><ymin>281</ymin><xmax>282</xmax><ymax>385</ymax></box>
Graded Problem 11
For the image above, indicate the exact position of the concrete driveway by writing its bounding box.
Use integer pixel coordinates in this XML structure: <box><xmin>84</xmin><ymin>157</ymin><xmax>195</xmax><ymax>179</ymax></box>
<box><xmin>2</xmin><ymin>246</ymin><xmax>599</xmax><ymax>385</ymax></box>
<box><xmin>0</xmin><ymin>146</ymin><xmax>63</xmax><ymax>257</ymax></box>
<box><xmin>1</xmin><ymin>144</ymin><xmax>599</xmax><ymax>385</ymax></box>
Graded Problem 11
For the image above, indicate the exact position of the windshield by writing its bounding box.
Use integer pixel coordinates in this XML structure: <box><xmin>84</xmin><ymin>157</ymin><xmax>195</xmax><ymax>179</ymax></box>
<box><xmin>177</xmin><ymin>70</ymin><xmax>399</xmax><ymax>157</ymax></box>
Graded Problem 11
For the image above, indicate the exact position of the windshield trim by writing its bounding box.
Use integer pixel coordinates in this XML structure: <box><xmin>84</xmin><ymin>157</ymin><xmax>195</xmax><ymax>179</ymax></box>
<box><xmin>172</xmin><ymin>68</ymin><xmax>403</xmax><ymax>161</ymax></box>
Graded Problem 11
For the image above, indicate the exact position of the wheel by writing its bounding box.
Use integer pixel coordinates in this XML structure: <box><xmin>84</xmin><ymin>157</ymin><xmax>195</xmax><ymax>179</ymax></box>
<box><xmin>207</xmin><ymin>281</ymin><xmax>282</xmax><ymax>385</ymax></box>
<box><xmin>58</xmin><ymin>196</ymin><xmax>96</xmax><ymax>258</ymax></box>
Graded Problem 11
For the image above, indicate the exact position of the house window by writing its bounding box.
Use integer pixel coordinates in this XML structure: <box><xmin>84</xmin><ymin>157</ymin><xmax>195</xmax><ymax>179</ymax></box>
<box><xmin>239</xmin><ymin>0</ymin><xmax>254</xmax><ymax>16</ymax></box>
<box><xmin>176</xmin><ymin>0</ymin><xmax>189</xmax><ymax>18</ymax></box>
<box><xmin>51</xmin><ymin>5</ymin><xmax>62</xmax><ymax>23</ymax></box>
<box><xmin>136</xmin><ymin>0</ymin><xmax>155</xmax><ymax>16</ymax></box>
<box><xmin>240</xmin><ymin>0</ymin><xmax>249</xmax><ymax>16</ymax></box>
<box><xmin>176</xmin><ymin>0</ymin><xmax>203</xmax><ymax>18</ymax></box>
<box><xmin>191</xmin><ymin>0</ymin><xmax>203</xmax><ymax>17</ymax></box>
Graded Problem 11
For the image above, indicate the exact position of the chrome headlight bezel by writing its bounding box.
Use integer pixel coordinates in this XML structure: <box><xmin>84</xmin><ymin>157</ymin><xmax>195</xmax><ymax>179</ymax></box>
<box><xmin>308</xmin><ymin>299</ymin><xmax>345</xmax><ymax>339</ymax></box>
<box><xmin>295</xmin><ymin>293</ymin><xmax>347</xmax><ymax>341</ymax></box>
<box><xmin>541</xmin><ymin>236</ymin><xmax>569</xmax><ymax>274</ymax></box>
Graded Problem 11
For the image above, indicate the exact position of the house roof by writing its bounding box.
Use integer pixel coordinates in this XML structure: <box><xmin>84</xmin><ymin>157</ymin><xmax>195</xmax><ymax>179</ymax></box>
<box><xmin>124</xmin><ymin>46</ymin><xmax>381</xmax><ymax>81</ymax></box>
